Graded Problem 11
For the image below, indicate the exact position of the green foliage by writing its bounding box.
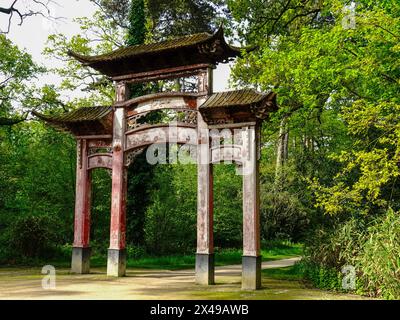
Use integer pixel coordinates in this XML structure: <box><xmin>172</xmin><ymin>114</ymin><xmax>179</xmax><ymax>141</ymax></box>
<box><xmin>304</xmin><ymin>217</ymin><xmax>366</xmax><ymax>269</ymax></box>
<box><xmin>1</xmin><ymin>0</ymin><xmax>399</xmax><ymax>302</ymax></box>
<box><xmin>127</xmin><ymin>0</ymin><xmax>146</xmax><ymax>46</ymax></box>
<box><xmin>303</xmin><ymin>209</ymin><xmax>400</xmax><ymax>299</ymax></box>
<box><xmin>144</xmin><ymin>0</ymin><xmax>225</xmax><ymax>41</ymax></box>
<box><xmin>228</xmin><ymin>0</ymin><xmax>400</xmax><ymax>300</ymax></box>
<box><xmin>122</xmin><ymin>242</ymin><xmax>301</xmax><ymax>270</ymax></box>
<box><xmin>262</xmin><ymin>263</ymin><xmax>305</xmax><ymax>281</ymax></box>
<box><xmin>213</xmin><ymin>164</ymin><xmax>243</xmax><ymax>247</ymax></box>
<box><xmin>260</xmin><ymin>164</ymin><xmax>311</xmax><ymax>242</ymax></box>
<box><xmin>126</xmin><ymin>153</ymin><xmax>153</xmax><ymax>246</ymax></box>
<box><xmin>0</xmin><ymin>121</ymin><xmax>76</xmax><ymax>263</ymax></box>
<box><xmin>0</xmin><ymin>34</ymin><xmax>46</xmax><ymax>124</ymax></box>
<box><xmin>43</xmin><ymin>11</ymin><xmax>122</xmax><ymax>107</ymax></box>
<box><xmin>302</xmin><ymin>262</ymin><xmax>342</xmax><ymax>291</ymax></box>
<box><xmin>144</xmin><ymin>163</ymin><xmax>197</xmax><ymax>255</ymax></box>
<box><xmin>11</xmin><ymin>215</ymin><xmax>61</xmax><ymax>259</ymax></box>
<box><xmin>90</xmin><ymin>169</ymin><xmax>112</xmax><ymax>256</ymax></box>
<box><xmin>357</xmin><ymin>209</ymin><xmax>400</xmax><ymax>299</ymax></box>
<box><xmin>126</xmin><ymin>244</ymin><xmax>146</xmax><ymax>259</ymax></box>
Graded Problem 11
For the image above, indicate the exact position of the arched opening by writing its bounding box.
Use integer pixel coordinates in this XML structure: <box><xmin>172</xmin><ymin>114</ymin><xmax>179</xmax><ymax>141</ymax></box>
<box><xmin>213</xmin><ymin>163</ymin><xmax>243</xmax><ymax>253</ymax></box>
<box><xmin>125</xmin><ymin>143</ymin><xmax>198</xmax><ymax>261</ymax></box>
<box><xmin>89</xmin><ymin>168</ymin><xmax>111</xmax><ymax>266</ymax></box>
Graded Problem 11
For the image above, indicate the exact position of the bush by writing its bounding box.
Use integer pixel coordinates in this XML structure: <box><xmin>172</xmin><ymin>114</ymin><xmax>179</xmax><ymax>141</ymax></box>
<box><xmin>10</xmin><ymin>215</ymin><xmax>61</xmax><ymax>259</ymax></box>
<box><xmin>260</xmin><ymin>163</ymin><xmax>311</xmax><ymax>242</ymax></box>
<box><xmin>304</xmin><ymin>217</ymin><xmax>366</xmax><ymax>269</ymax></box>
<box><xmin>261</xmin><ymin>189</ymin><xmax>310</xmax><ymax>242</ymax></box>
<box><xmin>90</xmin><ymin>239</ymin><xmax>108</xmax><ymax>258</ymax></box>
<box><xmin>144</xmin><ymin>164</ymin><xmax>197</xmax><ymax>255</ymax></box>
<box><xmin>213</xmin><ymin>164</ymin><xmax>243</xmax><ymax>247</ymax></box>
<box><xmin>303</xmin><ymin>209</ymin><xmax>400</xmax><ymax>299</ymax></box>
<box><xmin>127</xmin><ymin>244</ymin><xmax>146</xmax><ymax>259</ymax></box>
<box><xmin>0</xmin><ymin>225</ymin><xmax>13</xmax><ymax>263</ymax></box>
<box><xmin>357</xmin><ymin>209</ymin><xmax>400</xmax><ymax>299</ymax></box>
<box><xmin>302</xmin><ymin>261</ymin><xmax>342</xmax><ymax>290</ymax></box>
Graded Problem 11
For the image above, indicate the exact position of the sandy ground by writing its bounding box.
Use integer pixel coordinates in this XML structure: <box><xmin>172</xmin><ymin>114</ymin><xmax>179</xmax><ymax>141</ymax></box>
<box><xmin>0</xmin><ymin>257</ymin><xmax>367</xmax><ymax>300</ymax></box>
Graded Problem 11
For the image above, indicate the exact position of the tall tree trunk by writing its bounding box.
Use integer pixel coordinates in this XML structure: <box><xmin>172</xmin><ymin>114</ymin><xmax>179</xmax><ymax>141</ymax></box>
<box><xmin>275</xmin><ymin>115</ymin><xmax>289</xmax><ymax>178</ymax></box>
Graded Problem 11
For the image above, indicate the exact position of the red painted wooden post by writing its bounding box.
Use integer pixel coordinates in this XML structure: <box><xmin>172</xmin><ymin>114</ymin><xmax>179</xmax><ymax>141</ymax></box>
<box><xmin>107</xmin><ymin>82</ymin><xmax>129</xmax><ymax>277</ymax></box>
<box><xmin>241</xmin><ymin>125</ymin><xmax>261</xmax><ymax>290</ymax></box>
<box><xmin>196</xmin><ymin>68</ymin><xmax>215</xmax><ymax>285</ymax></box>
<box><xmin>71</xmin><ymin>138</ymin><xmax>92</xmax><ymax>274</ymax></box>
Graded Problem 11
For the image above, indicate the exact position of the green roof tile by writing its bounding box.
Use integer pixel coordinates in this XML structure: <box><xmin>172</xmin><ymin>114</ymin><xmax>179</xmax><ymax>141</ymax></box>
<box><xmin>32</xmin><ymin>106</ymin><xmax>112</xmax><ymax>123</ymax></box>
<box><xmin>69</xmin><ymin>33</ymin><xmax>215</xmax><ymax>64</ymax></box>
<box><xmin>67</xmin><ymin>27</ymin><xmax>249</xmax><ymax>78</ymax></box>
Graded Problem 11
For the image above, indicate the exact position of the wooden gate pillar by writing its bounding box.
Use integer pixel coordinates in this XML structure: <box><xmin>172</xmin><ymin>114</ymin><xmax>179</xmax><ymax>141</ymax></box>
<box><xmin>71</xmin><ymin>139</ymin><xmax>92</xmax><ymax>274</ymax></box>
<box><xmin>196</xmin><ymin>69</ymin><xmax>215</xmax><ymax>285</ymax></box>
<box><xmin>241</xmin><ymin>125</ymin><xmax>261</xmax><ymax>290</ymax></box>
<box><xmin>107</xmin><ymin>83</ymin><xmax>129</xmax><ymax>277</ymax></box>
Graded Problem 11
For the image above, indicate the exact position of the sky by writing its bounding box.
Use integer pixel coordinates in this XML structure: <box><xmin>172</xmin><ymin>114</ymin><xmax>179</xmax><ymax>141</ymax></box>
<box><xmin>5</xmin><ymin>0</ymin><xmax>232</xmax><ymax>98</ymax></box>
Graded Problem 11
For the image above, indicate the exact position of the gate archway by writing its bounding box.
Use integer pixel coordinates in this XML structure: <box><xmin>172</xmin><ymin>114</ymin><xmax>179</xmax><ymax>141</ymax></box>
<box><xmin>34</xmin><ymin>27</ymin><xmax>278</xmax><ymax>290</ymax></box>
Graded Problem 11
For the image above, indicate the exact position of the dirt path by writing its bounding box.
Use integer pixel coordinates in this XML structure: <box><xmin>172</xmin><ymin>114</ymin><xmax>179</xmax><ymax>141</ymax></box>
<box><xmin>0</xmin><ymin>257</ymin><xmax>366</xmax><ymax>300</ymax></box>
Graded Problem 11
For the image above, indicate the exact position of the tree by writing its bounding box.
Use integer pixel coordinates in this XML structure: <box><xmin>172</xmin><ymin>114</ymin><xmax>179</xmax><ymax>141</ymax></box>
<box><xmin>126</xmin><ymin>0</ymin><xmax>146</xmax><ymax>46</ymax></box>
<box><xmin>227</xmin><ymin>0</ymin><xmax>329</xmax><ymax>44</ymax></box>
<box><xmin>146</xmin><ymin>0</ymin><xmax>227</xmax><ymax>40</ymax></box>
<box><xmin>43</xmin><ymin>12</ymin><xmax>123</xmax><ymax>108</ymax></box>
<box><xmin>305</xmin><ymin>2</ymin><xmax>400</xmax><ymax>215</ymax></box>
<box><xmin>0</xmin><ymin>0</ymin><xmax>59</xmax><ymax>34</ymax></box>
<box><xmin>91</xmin><ymin>0</ymin><xmax>228</xmax><ymax>41</ymax></box>
<box><xmin>0</xmin><ymin>34</ymin><xmax>62</xmax><ymax>126</ymax></box>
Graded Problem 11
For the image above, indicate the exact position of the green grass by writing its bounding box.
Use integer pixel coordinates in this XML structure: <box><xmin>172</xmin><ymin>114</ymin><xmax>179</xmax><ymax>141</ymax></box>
<box><xmin>112</xmin><ymin>242</ymin><xmax>304</xmax><ymax>270</ymax></box>
<box><xmin>262</xmin><ymin>264</ymin><xmax>304</xmax><ymax>281</ymax></box>
<box><xmin>0</xmin><ymin>242</ymin><xmax>302</xmax><ymax>271</ymax></box>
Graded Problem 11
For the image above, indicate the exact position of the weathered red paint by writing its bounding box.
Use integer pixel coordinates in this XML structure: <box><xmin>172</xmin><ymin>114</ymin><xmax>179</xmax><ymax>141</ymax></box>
<box><xmin>73</xmin><ymin>139</ymin><xmax>91</xmax><ymax>248</ymax></box>
<box><xmin>183</xmin><ymin>96</ymin><xmax>198</xmax><ymax>110</ymax></box>
<box><xmin>112</xmin><ymin>63</ymin><xmax>214</xmax><ymax>82</ymax></box>
<box><xmin>125</xmin><ymin>125</ymin><xmax>197</xmax><ymax>150</ymax></box>
<box><xmin>109</xmin><ymin>148</ymin><xmax>127</xmax><ymax>249</ymax></box>
<box><xmin>242</xmin><ymin>126</ymin><xmax>261</xmax><ymax>257</ymax></box>
<box><xmin>88</xmin><ymin>154</ymin><xmax>113</xmax><ymax>170</ymax></box>
<box><xmin>109</xmin><ymin>83</ymin><xmax>129</xmax><ymax>250</ymax></box>
<box><xmin>196</xmin><ymin>80</ymin><xmax>214</xmax><ymax>255</ymax></box>
<box><xmin>36</xmin><ymin>31</ymin><xmax>279</xmax><ymax>286</ymax></box>
<box><xmin>116</xmin><ymin>92</ymin><xmax>201</xmax><ymax>109</ymax></box>
<box><xmin>87</xmin><ymin>139</ymin><xmax>112</xmax><ymax>148</ymax></box>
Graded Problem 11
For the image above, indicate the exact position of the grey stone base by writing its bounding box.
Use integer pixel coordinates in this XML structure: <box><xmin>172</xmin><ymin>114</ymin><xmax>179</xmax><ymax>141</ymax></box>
<box><xmin>242</xmin><ymin>255</ymin><xmax>261</xmax><ymax>290</ymax></box>
<box><xmin>195</xmin><ymin>253</ymin><xmax>215</xmax><ymax>285</ymax></box>
<box><xmin>71</xmin><ymin>247</ymin><xmax>91</xmax><ymax>274</ymax></box>
<box><xmin>107</xmin><ymin>249</ymin><xmax>126</xmax><ymax>277</ymax></box>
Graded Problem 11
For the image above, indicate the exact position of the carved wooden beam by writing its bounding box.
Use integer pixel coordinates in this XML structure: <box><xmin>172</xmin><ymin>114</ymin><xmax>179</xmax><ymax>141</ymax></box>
<box><xmin>112</xmin><ymin>63</ymin><xmax>215</xmax><ymax>84</ymax></box>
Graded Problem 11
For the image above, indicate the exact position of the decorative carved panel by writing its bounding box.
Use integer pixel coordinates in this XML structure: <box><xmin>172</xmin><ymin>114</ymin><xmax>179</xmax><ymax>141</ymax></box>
<box><xmin>126</xmin><ymin>126</ymin><xmax>198</xmax><ymax>150</ymax></box>
<box><xmin>124</xmin><ymin>147</ymin><xmax>146</xmax><ymax>167</ymax></box>
<box><xmin>210</xmin><ymin>144</ymin><xmax>243</xmax><ymax>164</ymax></box>
<box><xmin>127</xmin><ymin>108</ymin><xmax>197</xmax><ymax>131</ymax></box>
<box><xmin>88</xmin><ymin>147</ymin><xmax>112</xmax><ymax>156</ymax></box>
<box><xmin>88</xmin><ymin>154</ymin><xmax>113</xmax><ymax>170</ymax></box>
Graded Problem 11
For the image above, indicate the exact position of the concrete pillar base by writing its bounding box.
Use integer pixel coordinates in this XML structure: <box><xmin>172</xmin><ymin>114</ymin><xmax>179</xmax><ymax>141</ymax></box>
<box><xmin>71</xmin><ymin>247</ymin><xmax>91</xmax><ymax>274</ymax></box>
<box><xmin>242</xmin><ymin>255</ymin><xmax>261</xmax><ymax>290</ymax></box>
<box><xmin>107</xmin><ymin>249</ymin><xmax>126</xmax><ymax>277</ymax></box>
<box><xmin>195</xmin><ymin>253</ymin><xmax>215</xmax><ymax>285</ymax></box>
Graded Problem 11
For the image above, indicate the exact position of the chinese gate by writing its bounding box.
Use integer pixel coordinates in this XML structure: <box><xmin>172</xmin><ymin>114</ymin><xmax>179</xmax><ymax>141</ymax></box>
<box><xmin>34</xmin><ymin>27</ymin><xmax>278</xmax><ymax>290</ymax></box>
